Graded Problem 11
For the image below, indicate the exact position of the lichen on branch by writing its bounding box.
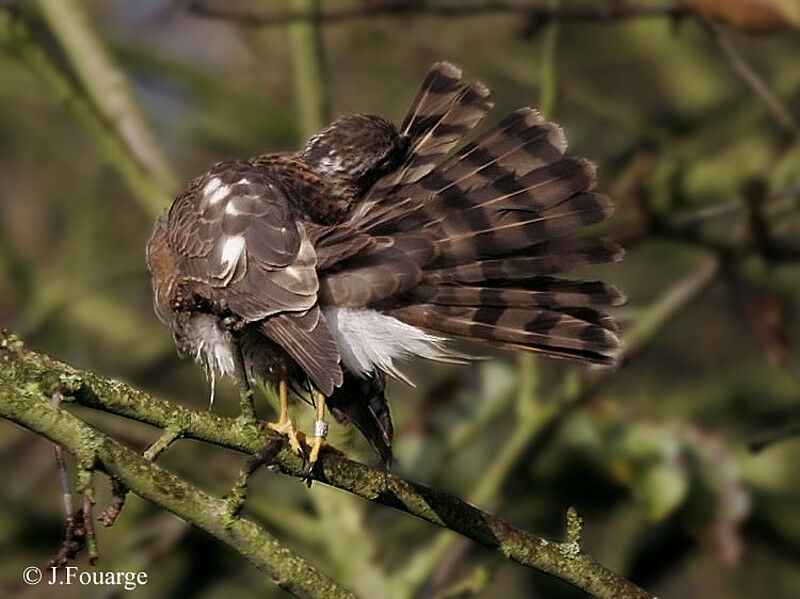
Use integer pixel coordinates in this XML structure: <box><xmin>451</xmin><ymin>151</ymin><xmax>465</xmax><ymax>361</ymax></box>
<box><xmin>0</xmin><ymin>331</ymin><xmax>653</xmax><ymax>599</ymax></box>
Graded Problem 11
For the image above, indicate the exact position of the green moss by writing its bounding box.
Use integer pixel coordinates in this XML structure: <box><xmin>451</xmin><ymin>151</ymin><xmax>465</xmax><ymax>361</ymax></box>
<box><xmin>0</xmin><ymin>336</ymin><xmax>653</xmax><ymax>599</ymax></box>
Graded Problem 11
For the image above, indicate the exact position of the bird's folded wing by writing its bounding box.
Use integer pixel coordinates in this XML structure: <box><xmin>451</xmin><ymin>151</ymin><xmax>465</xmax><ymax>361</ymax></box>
<box><xmin>171</xmin><ymin>163</ymin><xmax>319</xmax><ymax>320</ymax></box>
<box><xmin>258</xmin><ymin>307</ymin><xmax>343</xmax><ymax>396</ymax></box>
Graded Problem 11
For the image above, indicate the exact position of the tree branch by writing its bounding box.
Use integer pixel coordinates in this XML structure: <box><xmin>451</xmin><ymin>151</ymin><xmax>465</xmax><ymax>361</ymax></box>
<box><xmin>0</xmin><ymin>331</ymin><xmax>653</xmax><ymax>599</ymax></box>
<box><xmin>0</xmin><ymin>337</ymin><xmax>356</xmax><ymax>599</ymax></box>
<box><xmin>36</xmin><ymin>0</ymin><xmax>179</xmax><ymax>191</ymax></box>
<box><xmin>186</xmin><ymin>0</ymin><xmax>688</xmax><ymax>28</ymax></box>
<box><xmin>288</xmin><ymin>0</ymin><xmax>329</xmax><ymax>139</ymax></box>
<box><xmin>0</xmin><ymin>7</ymin><xmax>170</xmax><ymax>218</ymax></box>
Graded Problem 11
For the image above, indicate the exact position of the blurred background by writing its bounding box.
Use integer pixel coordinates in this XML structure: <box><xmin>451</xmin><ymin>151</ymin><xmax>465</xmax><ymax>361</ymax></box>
<box><xmin>1</xmin><ymin>1</ymin><xmax>800</xmax><ymax>598</ymax></box>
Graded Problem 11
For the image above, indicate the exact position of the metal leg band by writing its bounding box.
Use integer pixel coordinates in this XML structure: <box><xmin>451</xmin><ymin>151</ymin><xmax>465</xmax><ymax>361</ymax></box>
<box><xmin>313</xmin><ymin>419</ymin><xmax>329</xmax><ymax>438</ymax></box>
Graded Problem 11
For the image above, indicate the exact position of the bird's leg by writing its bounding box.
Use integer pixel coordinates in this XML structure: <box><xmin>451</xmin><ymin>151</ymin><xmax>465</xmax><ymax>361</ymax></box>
<box><xmin>308</xmin><ymin>390</ymin><xmax>328</xmax><ymax>473</ymax></box>
<box><xmin>267</xmin><ymin>360</ymin><xmax>304</xmax><ymax>456</ymax></box>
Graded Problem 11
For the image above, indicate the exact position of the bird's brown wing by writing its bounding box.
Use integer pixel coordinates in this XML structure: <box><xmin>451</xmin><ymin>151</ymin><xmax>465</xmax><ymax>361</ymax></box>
<box><xmin>166</xmin><ymin>161</ymin><xmax>342</xmax><ymax>393</ymax></box>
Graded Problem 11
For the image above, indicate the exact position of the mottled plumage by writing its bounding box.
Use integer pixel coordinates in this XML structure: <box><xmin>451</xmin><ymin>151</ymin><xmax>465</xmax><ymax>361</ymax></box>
<box><xmin>147</xmin><ymin>62</ymin><xmax>624</xmax><ymax>465</ymax></box>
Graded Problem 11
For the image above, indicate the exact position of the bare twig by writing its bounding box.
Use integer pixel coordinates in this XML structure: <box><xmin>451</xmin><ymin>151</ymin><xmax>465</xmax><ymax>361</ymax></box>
<box><xmin>49</xmin><ymin>507</ymin><xmax>87</xmax><ymax>569</ymax></box>
<box><xmin>225</xmin><ymin>439</ymin><xmax>283</xmax><ymax>519</ymax></box>
<box><xmin>52</xmin><ymin>443</ymin><xmax>73</xmax><ymax>516</ymax></box>
<box><xmin>142</xmin><ymin>427</ymin><xmax>182</xmax><ymax>461</ymax></box>
<box><xmin>98</xmin><ymin>477</ymin><xmax>128</xmax><ymax>527</ymax></box>
<box><xmin>83</xmin><ymin>492</ymin><xmax>98</xmax><ymax>564</ymax></box>
<box><xmin>749</xmin><ymin>425</ymin><xmax>800</xmax><ymax>452</ymax></box>
<box><xmin>663</xmin><ymin>181</ymin><xmax>800</xmax><ymax>230</ymax></box>
<box><xmin>538</xmin><ymin>0</ymin><xmax>561</xmax><ymax>119</ymax></box>
<box><xmin>699</xmin><ymin>17</ymin><xmax>799</xmax><ymax>137</ymax></box>
<box><xmin>610</xmin><ymin>182</ymin><xmax>800</xmax><ymax>264</ymax></box>
<box><xmin>187</xmin><ymin>0</ymin><xmax>688</xmax><ymax>28</ymax></box>
<box><xmin>50</xmin><ymin>391</ymin><xmax>74</xmax><ymax>520</ymax></box>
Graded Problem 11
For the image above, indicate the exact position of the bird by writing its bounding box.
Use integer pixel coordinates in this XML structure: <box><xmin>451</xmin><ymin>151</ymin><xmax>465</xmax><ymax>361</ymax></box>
<box><xmin>146</xmin><ymin>62</ymin><xmax>625</xmax><ymax>470</ymax></box>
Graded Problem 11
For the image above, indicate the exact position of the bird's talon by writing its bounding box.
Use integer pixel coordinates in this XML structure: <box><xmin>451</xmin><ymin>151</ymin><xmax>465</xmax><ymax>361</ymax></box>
<box><xmin>288</xmin><ymin>430</ymin><xmax>305</xmax><ymax>457</ymax></box>
<box><xmin>305</xmin><ymin>455</ymin><xmax>322</xmax><ymax>487</ymax></box>
<box><xmin>305</xmin><ymin>465</ymin><xmax>315</xmax><ymax>487</ymax></box>
<box><xmin>268</xmin><ymin>420</ymin><xmax>304</xmax><ymax>457</ymax></box>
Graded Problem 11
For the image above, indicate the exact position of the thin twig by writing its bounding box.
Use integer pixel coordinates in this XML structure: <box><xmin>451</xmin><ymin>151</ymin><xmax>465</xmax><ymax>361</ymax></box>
<box><xmin>699</xmin><ymin>16</ymin><xmax>799</xmax><ymax>137</ymax></box>
<box><xmin>225</xmin><ymin>439</ymin><xmax>283</xmax><ymax>519</ymax></box>
<box><xmin>749</xmin><ymin>424</ymin><xmax>800</xmax><ymax>453</ymax></box>
<box><xmin>288</xmin><ymin>0</ymin><xmax>329</xmax><ymax>139</ymax></box>
<box><xmin>83</xmin><ymin>492</ymin><xmax>98</xmax><ymax>565</ymax></box>
<box><xmin>538</xmin><ymin>0</ymin><xmax>561</xmax><ymax>120</ymax></box>
<box><xmin>52</xmin><ymin>444</ymin><xmax>73</xmax><ymax>517</ymax></box>
<box><xmin>48</xmin><ymin>507</ymin><xmax>87</xmax><ymax>569</ymax></box>
<box><xmin>98</xmin><ymin>477</ymin><xmax>128</xmax><ymax>527</ymax></box>
<box><xmin>187</xmin><ymin>0</ymin><xmax>688</xmax><ymax>28</ymax></box>
<box><xmin>143</xmin><ymin>427</ymin><xmax>182</xmax><ymax>461</ymax></box>
<box><xmin>609</xmin><ymin>182</ymin><xmax>800</xmax><ymax>264</ymax></box>
<box><xmin>50</xmin><ymin>391</ymin><xmax>74</xmax><ymax>520</ymax></box>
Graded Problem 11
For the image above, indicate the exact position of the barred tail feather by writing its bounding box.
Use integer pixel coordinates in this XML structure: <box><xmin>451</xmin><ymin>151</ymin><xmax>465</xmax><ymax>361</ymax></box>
<box><xmin>389</xmin><ymin>304</ymin><xmax>620</xmax><ymax>365</ymax></box>
<box><xmin>422</xmin><ymin>238</ymin><xmax>624</xmax><ymax>284</ymax></box>
<box><xmin>351</xmin><ymin>62</ymin><xmax>492</xmax><ymax>224</ymax></box>
<box><xmin>432</xmin><ymin>191</ymin><xmax>613</xmax><ymax>266</ymax></box>
<box><xmin>359</xmin><ymin>108</ymin><xmax>569</xmax><ymax>234</ymax></box>
<box><xmin>410</xmin><ymin>278</ymin><xmax>626</xmax><ymax>310</ymax></box>
<box><xmin>391</xmin><ymin>62</ymin><xmax>492</xmax><ymax>188</ymax></box>
<box><xmin>341</xmin><ymin>86</ymin><xmax>624</xmax><ymax>365</ymax></box>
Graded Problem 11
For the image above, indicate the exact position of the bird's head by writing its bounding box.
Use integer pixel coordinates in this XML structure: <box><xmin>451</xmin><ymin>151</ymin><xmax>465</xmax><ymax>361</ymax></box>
<box><xmin>301</xmin><ymin>113</ymin><xmax>408</xmax><ymax>192</ymax></box>
<box><xmin>145</xmin><ymin>216</ymin><xmax>179</xmax><ymax>326</ymax></box>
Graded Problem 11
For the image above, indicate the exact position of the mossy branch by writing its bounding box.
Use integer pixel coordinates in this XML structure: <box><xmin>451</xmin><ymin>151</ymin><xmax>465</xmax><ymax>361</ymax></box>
<box><xmin>0</xmin><ymin>338</ymin><xmax>356</xmax><ymax>599</ymax></box>
<box><xmin>0</xmin><ymin>331</ymin><xmax>653</xmax><ymax>599</ymax></box>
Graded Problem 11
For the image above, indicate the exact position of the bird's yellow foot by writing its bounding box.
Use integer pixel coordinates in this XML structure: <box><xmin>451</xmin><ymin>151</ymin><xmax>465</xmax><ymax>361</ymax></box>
<box><xmin>309</xmin><ymin>431</ymin><xmax>327</xmax><ymax>465</ymax></box>
<box><xmin>268</xmin><ymin>418</ymin><xmax>304</xmax><ymax>457</ymax></box>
